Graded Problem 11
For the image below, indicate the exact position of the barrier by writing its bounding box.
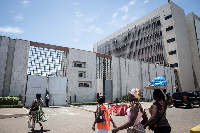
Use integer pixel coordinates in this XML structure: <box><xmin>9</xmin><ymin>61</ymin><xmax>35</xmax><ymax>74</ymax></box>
<box><xmin>109</xmin><ymin>104</ymin><xmax>128</xmax><ymax>116</ymax></box>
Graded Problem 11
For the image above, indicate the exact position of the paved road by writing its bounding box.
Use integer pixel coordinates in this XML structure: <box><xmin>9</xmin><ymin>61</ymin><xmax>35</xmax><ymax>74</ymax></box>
<box><xmin>0</xmin><ymin>103</ymin><xmax>199</xmax><ymax>133</ymax></box>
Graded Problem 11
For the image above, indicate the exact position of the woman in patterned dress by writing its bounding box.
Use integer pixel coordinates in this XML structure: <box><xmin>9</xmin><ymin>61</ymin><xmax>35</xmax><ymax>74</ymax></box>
<box><xmin>30</xmin><ymin>93</ymin><xmax>49</xmax><ymax>131</ymax></box>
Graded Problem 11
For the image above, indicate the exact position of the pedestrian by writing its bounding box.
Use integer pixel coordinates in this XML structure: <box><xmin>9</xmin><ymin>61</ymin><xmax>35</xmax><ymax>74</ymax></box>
<box><xmin>29</xmin><ymin>93</ymin><xmax>49</xmax><ymax>131</ymax></box>
<box><xmin>45</xmin><ymin>91</ymin><xmax>49</xmax><ymax>107</ymax></box>
<box><xmin>112</xmin><ymin>88</ymin><xmax>148</xmax><ymax>133</ymax></box>
<box><xmin>92</xmin><ymin>97</ymin><xmax>117</xmax><ymax>133</ymax></box>
<box><xmin>144</xmin><ymin>89</ymin><xmax>172</xmax><ymax>133</ymax></box>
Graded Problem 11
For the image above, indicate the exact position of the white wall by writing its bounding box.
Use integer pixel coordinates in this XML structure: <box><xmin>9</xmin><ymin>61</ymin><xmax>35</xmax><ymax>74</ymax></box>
<box><xmin>0</xmin><ymin>36</ymin><xmax>9</xmax><ymax>96</ymax></box>
<box><xmin>67</xmin><ymin>49</ymin><xmax>97</xmax><ymax>103</ymax></box>
<box><xmin>48</xmin><ymin>77</ymin><xmax>67</xmax><ymax>106</ymax></box>
<box><xmin>25</xmin><ymin>75</ymin><xmax>47</xmax><ymax>108</ymax></box>
<box><xmin>111</xmin><ymin>57</ymin><xmax>175</xmax><ymax>101</ymax></box>
<box><xmin>171</xmin><ymin>2</ymin><xmax>195</xmax><ymax>91</ymax></box>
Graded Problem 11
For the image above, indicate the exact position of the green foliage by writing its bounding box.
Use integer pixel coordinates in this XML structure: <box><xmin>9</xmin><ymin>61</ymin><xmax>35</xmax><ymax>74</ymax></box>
<box><xmin>121</xmin><ymin>95</ymin><xmax>129</xmax><ymax>103</ymax></box>
<box><xmin>70</xmin><ymin>102</ymin><xmax>98</xmax><ymax>106</ymax></box>
<box><xmin>0</xmin><ymin>104</ymin><xmax>23</xmax><ymax>108</ymax></box>
<box><xmin>114</xmin><ymin>98</ymin><xmax>121</xmax><ymax>103</ymax></box>
<box><xmin>0</xmin><ymin>96</ymin><xmax>21</xmax><ymax>105</ymax></box>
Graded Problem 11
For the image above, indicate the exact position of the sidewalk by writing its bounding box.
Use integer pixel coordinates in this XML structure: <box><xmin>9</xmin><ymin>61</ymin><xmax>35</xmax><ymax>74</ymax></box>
<box><xmin>71</xmin><ymin>102</ymin><xmax>154</xmax><ymax>113</ymax></box>
<box><xmin>0</xmin><ymin>102</ymin><xmax>158</xmax><ymax>119</ymax></box>
<box><xmin>0</xmin><ymin>107</ymin><xmax>29</xmax><ymax>119</ymax></box>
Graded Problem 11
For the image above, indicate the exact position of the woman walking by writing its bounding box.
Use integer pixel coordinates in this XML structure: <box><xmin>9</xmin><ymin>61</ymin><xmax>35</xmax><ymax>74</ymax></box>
<box><xmin>112</xmin><ymin>88</ymin><xmax>148</xmax><ymax>133</ymax></box>
<box><xmin>30</xmin><ymin>93</ymin><xmax>49</xmax><ymax>131</ymax></box>
<box><xmin>144</xmin><ymin>89</ymin><xmax>172</xmax><ymax>133</ymax></box>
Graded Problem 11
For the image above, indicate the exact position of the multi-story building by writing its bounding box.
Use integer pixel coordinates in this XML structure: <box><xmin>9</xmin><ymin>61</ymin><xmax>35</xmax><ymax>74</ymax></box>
<box><xmin>93</xmin><ymin>1</ymin><xmax>195</xmax><ymax>92</ymax></box>
<box><xmin>185</xmin><ymin>13</ymin><xmax>200</xmax><ymax>90</ymax></box>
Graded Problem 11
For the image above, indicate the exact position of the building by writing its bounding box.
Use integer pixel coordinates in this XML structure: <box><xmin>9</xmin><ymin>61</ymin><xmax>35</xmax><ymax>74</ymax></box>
<box><xmin>0</xmin><ymin>36</ymin><xmax>175</xmax><ymax>105</ymax></box>
<box><xmin>93</xmin><ymin>1</ymin><xmax>195</xmax><ymax>92</ymax></box>
<box><xmin>185</xmin><ymin>13</ymin><xmax>200</xmax><ymax>90</ymax></box>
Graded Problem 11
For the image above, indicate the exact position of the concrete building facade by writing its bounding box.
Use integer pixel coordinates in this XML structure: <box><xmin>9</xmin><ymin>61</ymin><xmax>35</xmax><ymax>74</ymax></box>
<box><xmin>93</xmin><ymin>1</ymin><xmax>195</xmax><ymax>92</ymax></box>
<box><xmin>0</xmin><ymin>36</ymin><xmax>29</xmax><ymax>102</ymax></box>
<box><xmin>0</xmin><ymin>36</ymin><xmax>175</xmax><ymax>104</ymax></box>
<box><xmin>185</xmin><ymin>13</ymin><xmax>200</xmax><ymax>90</ymax></box>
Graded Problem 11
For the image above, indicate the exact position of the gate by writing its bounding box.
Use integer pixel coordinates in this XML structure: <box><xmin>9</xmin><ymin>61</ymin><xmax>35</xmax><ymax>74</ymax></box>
<box><xmin>25</xmin><ymin>75</ymin><xmax>67</xmax><ymax>107</ymax></box>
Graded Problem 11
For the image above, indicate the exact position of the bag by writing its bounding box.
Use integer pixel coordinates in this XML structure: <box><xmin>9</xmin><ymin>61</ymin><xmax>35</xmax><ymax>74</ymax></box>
<box><xmin>95</xmin><ymin>106</ymin><xmax>105</xmax><ymax>123</ymax></box>
<box><xmin>31</xmin><ymin>100</ymin><xmax>39</xmax><ymax>111</ymax></box>
<box><xmin>28</xmin><ymin>117</ymin><xmax>35</xmax><ymax>128</ymax></box>
<box><xmin>127</xmin><ymin>124</ymin><xmax>146</xmax><ymax>133</ymax></box>
<box><xmin>149</xmin><ymin>102</ymin><xmax>167</xmax><ymax>131</ymax></box>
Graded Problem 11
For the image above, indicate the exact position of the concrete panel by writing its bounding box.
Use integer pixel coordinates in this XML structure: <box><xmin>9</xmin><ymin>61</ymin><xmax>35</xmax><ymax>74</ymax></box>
<box><xmin>67</xmin><ymin>49</ymin><xmax>96</xmax><ymax>103</ymax></box>
<box><xmin>9</xmin><ymin>39</ymin><xmax>30</xmax><ymax>101</ymax></box>
<box><xmin>156</xmin><ymin>65</ymin><xmax>164</xmax><ymax>77</ymax></box>
<box><xmin>112</xmin><ymin>57</ymin><xmax>120</xmax><ymax>102</ymax></box>
<box><xmin>124</xmin><ymin>59</ymin><xmax>141</xmax><ymax>95</ymax></box>
<box><xmin>141</xmin><ymin>62</ymin><xmax>150</xmax><ymax>100</ymax></box>
<box><xmin>148</xmin><ymin>63</ymin><xmax>156</xmax><ymax>100</ymax></box>
<box><xmin>120</xmin><ymin>58</ymin><xmax>126</xmax><ymax>99</ymax></box>
<box><xmin>97</xmin><ymin>79</ymin><xmax>103</xmax><ymax>94</ymax></box>
<box><xmin>3</xmin><ymin>38</ymin><xmax>15</xmax><ymax>96</ymax></box>
<box><xmin>48</xmin><ymin>77</ymin><xmax>67</xmax><ymax>106</ymax></box>
<box><xmin>105</xmin><ymin>80</ymin><xmax>112</xmax><ymax>103</ymax></box>
<box><xmin>25</xmin><ymin>75</ymin><xmax>47</xmax><ymax>107</ymax></box>
<box><xmin>128</xmin><ymin>60</ymin><xmax>141</xmax><ymax>90</ymax></box>
<box><xmin>0</xmin><ymin>36</ymin><xmax>9</xmax><ymax>96</ymax></box>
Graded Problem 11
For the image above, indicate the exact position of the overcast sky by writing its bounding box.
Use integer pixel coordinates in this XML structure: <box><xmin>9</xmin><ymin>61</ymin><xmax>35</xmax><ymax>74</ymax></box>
<box><xmin>0</xmin><ymin>0</ymin><xmax>199</xmax><ymax>51</ymax></box>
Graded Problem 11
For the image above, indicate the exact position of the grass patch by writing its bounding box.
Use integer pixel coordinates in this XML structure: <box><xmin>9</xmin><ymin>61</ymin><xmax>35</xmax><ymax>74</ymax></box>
<box><xmin>71</xmin><ymin>102</ymin><xmax>98</xmax><ymax>106</ymax></box>
<box><xmin>0</xmin><ymin>104</ymin><xmax>24</xmax><ymax>108</ymax></box>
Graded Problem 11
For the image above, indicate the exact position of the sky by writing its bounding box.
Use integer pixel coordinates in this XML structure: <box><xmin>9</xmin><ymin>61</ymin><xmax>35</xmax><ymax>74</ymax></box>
<box><xmin>0</xmin><ymin>0</ymin><xmax>200</xmax><ymax>52</ymax></box>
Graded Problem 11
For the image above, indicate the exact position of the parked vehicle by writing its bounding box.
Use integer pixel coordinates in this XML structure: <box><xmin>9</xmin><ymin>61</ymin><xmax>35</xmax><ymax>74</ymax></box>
<box><xmin>172</xmin><ymin>92</ymin><xmax>200</xmax><ymax>108</ymax></box>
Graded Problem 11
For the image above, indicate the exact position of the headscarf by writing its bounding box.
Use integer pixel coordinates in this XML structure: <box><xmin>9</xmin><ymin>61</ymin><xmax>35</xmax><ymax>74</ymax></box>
<box><xmin>129</xmin><ymin>88</ymin><xmax>141</xmax><ymax>98</ymax></box>
<box><xmin>128</xmin><ymin>89</ymin><xmax>143</xmax><ymax>113</ymax></box>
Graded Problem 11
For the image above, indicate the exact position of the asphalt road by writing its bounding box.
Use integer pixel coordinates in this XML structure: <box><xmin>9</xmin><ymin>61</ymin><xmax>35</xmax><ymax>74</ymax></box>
<box><xmin>0</xmin><ymin>104</ymin><xmax>199</xmax><ymax>133</ymax></box>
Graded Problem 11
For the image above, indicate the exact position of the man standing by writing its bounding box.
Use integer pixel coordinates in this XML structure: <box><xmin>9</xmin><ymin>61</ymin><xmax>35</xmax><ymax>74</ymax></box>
<box><xmin>45</xmin><ymin>91</ymin><xmax>49</xmax><ymax>107</ymax></box>
<box><xmin>92</xmin><ymin>97</ymin><xmax>116</xmax><ymax>133</ymax></box>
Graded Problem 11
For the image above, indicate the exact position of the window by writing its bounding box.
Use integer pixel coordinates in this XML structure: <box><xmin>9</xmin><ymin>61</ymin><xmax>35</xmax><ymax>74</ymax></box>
<box><xmin>166</xmin><ymin>26</ymin><xmax>173</xmax><ymax>32</ymax></box>
<box><xmin>165</xmin><ymin>14</ymin><xmax>172</xmax><ymax>20</ymax></box>
<box><xmin>138</xmin><ymin>29</ymin><xmax>141</xmax><ymax>35</ymax></box>
<box><xmin>73</xmin><ymin>61</ymin><xmax>86</xmax><ymax>68</ymax></box>
<box><xmin>78</xmin><ymin>71</ymin><xmax>86</xmax><ymax>78</ymax></box>
<box><xmin>168</xmin><ymin>50</ymin><xmax>176</xmax><ymax>55</ymax></box>
<box><xmin>136</xmin><ymin>40</ymin><xmax>139</xmax><ymax>46</ymax></box>
<box><xmin>157</xmin><ymin>20</ymin><xmax>161</xmax><ymax>26</ymax></box>
<box><xmin>167</xmin><ymin>38</ymin><xmax>175</xmax><ymax>43</ymax></box>
<box><xmin>78</xmin><ymin>81</ymin><xmax>92</xmax><ymax>87</ymax></box>
<box><xmin>170</xmin><ymin>63</ymin><xmax>178</xmax><ymax>68</ymax></box>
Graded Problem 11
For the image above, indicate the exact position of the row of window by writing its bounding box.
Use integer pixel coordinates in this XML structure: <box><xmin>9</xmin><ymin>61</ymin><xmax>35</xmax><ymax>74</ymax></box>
<box><xmin>165</xmin><ymin>14</ymin><xmax>172</xmax><ymax>20</ymax></box>
<box><xmin>170</xmin><ymin>63</ymin><xmax>178</xmax><ymax>68</ymax></box>
<box><xmin>168</xmin><ymin>50</ymin><xmax>176</xmax><ymax>55</ymax></box>
<box><xmin>136</xmin><ymin>53</ymin><xmax>164</xmax><ymax>63</ymax></box>
<box><xmin>167</xmin><ymin>38</ymin><xmax>175</xmax><ymax>43</ymax></box>
<box><xmin>166</xmin><ymin>26</ymin><xmax>173</xmax><ymax>32</ymax></box>
<box><xmin>79</xmin><ymin>83</ymin><xmax>90</xmax><ymax>87</ymax></box>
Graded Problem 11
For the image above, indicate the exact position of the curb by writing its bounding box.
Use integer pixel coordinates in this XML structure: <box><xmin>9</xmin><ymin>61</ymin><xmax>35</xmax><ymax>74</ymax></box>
<box><xmin>0</xmin><ymin>107</ymin><xmax>29</xmax><ymax>119</ymax></box>
<box><xmin>70</xmin><ymin>105</ymin><xmax>96</xmax><ymax>113</ymax></box>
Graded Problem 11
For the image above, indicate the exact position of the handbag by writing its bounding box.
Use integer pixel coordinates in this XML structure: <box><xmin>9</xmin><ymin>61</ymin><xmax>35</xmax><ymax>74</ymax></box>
<box><xmin>31</xmin><ymin>100</ymin><xmax>39</xmax><ymax>111</ymax></box>
<box><xmin>28</xmin><ymin>116</ymin><xmax>35</xmax><ymax>128</ymax></box>
<box><xmin>127</xmin><ymin>124</ymin><xmax>146</xmax><ymax>133</ymax></box>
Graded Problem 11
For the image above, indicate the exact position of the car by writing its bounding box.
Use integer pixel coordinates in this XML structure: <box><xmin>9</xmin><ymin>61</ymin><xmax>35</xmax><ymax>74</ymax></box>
<box><xmin>172</xmin><ymin>92</ymin><xmax>200</xmax><ymax>108</ymax></box>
